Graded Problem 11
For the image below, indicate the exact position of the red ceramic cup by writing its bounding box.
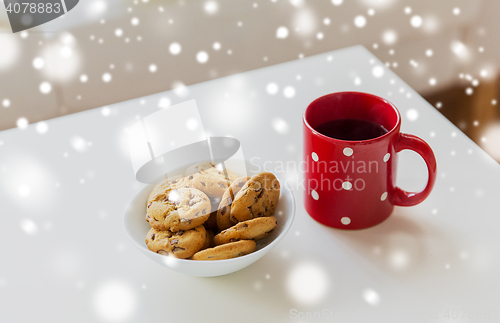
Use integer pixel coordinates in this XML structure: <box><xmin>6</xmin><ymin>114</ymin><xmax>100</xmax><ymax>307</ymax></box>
<box><xmin>303</xmin><ymin>92</ymin><xmax>437</xmax><ymax>230</ymax></box>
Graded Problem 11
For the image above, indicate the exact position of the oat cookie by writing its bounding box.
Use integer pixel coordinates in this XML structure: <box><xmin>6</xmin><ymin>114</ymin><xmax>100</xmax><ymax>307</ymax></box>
<box><xmin>209</xmin><ymin>166</ymin><xmax>239</xmax><ymax>183</ymax></box>
<box><xmin>147</xmin><ymin>176</ymin><xmax>194</xmax><ymax>206</ymax></box>
<box><xmin>203</xmin><ymin>197</ymin><xmax>222</xmax><ymax>230</ymax></box>
<box><xmin>216</xmin><ymin>176</ymin><xmax>251</xmax><ymax>230</ymax></box>
<box><xmin>185</xmin><ymin>161</ymin><xmax>216</xmax><ymax>175</ymax></box>
<box><xmin>223</xmin><ymin>168</ymin><xmax>239</xmax><ymax>183</ymax></box>
<box><xmin>186</xmin><ymin>161</ymin><xmax>239</xmax><ymax>182</ymax></box>
<box><xmin>185</xmin><ymin>162</ymin><xmax>231</xmax><ymax>198</ymax></box>
<box><xmin>191</xmin><ymin>240</ymin><xmax>256</xmax><ymax>261</ymax></box>
<box><xmin>214</xmin><ymin>216</ymin><xmax>277</xmax><ymax>245</ymax></box>
<box><xmin>145</xmin><ymin>225</ymin><xmax>206</xmax><ymax>259</ymax></box>
<box><xmin>230</xmin><ymin>172</ymin><xmax>280</xmax><ymax>223</ymax></box>
<box><xmin>200</xmin><ymin>229</ymin><xmax>215</xmax><ymax>250</ymax></box>
<box><xmin>189</xmin><ymin>172</ymin><xmax>231</xmax><ymax>200</ymax></box>
<box><xmin>145</xmin><ymin>213</ymin><xmax>166</xmax><ymax>230</ymax></box>
<box><xmin>204</xmin><ymin>212</ymin><xmax>218</xmax><ymax>230</ymax></box>
<box><xmin>146</xmin><ymin>187</ymin><xmax>211</xmax><ymax>232</ymax></box>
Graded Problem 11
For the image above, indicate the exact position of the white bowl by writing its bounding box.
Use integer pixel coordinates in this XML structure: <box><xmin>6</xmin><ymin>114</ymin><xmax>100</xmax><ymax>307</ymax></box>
<box><xmin>123</xmin><ymin>161</ymin><xmax>295</xmax><ymax>277</ymax></box>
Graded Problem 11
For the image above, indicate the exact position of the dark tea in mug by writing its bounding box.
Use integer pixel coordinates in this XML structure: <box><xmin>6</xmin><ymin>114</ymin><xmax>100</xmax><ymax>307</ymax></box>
<box><xmin>314</xmin><ymin>118</ymin><xmax>389</xmax><ymax>141</ymax></box>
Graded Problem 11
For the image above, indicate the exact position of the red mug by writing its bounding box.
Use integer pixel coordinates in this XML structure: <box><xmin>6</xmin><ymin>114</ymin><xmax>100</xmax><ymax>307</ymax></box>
<box><xmin>303</xmin><ymin>92</ymin><xmax>437</xmax><ymax>230</ymax></box>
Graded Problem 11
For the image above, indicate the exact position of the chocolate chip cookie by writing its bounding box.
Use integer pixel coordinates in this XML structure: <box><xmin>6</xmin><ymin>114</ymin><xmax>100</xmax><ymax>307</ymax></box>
<box><xmin>209</xmin><ymin>166</ymin><xmax>239</xmax><ymax>183</ymax></box>
<box><xmin>230</xmin><ymin>172</ymin><xmax>280</xmax><ymax>223</ymax></box>
<box><xmin>191</xmin><ymin>240</ymin><xmax>256</xmax><ymax>261</ymax></box>
<box><xmin>147</xmin><ymin>176</ymin><xmax>194</xmax><ymax>206</ymax></box>
<box><xmin>213</xmin><ymin>216</ymin><xmax>277</xmax><ymax>245</ymax></box>
<box><xmin>204</xmin><ymin>212</ymin><xmax>218</xmax><ymax>230</ymax></box>
<box><xmin>216</xmin><ymin>176</ymin><xmax>251</xmax><ymax>230</ymax></box>
<box><xmin>186</xmin><ymin>161</ymin><xmax>239</xmax><ymax>182</ymax></box>
<box><xmin>146</xmin><ymin>187</ymin><xmax>211</xmax><ymax>232</ymax></box>
<box><xmin>200</xmin><ymin>229</ymin><xmax>215</xmax><ymax>250</ymax></box>
<box><xmin>189</xmin><ymin>172</ymin><xmax>231</xmax><ymax>200</ymax></box>
<box><xmin>145</xmin><ymin>225</ymin><xmax>206</xmax><ymax>259</ymax></box>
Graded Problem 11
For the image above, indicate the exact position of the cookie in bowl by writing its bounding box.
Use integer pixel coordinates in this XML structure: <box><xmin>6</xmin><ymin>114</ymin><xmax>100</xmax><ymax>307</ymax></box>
<box><xmin>191</xmin><ymin>240</ymin><xmax>256</xmax><ymax>261</ymax></box>
<box><xmin>146</xmin><ymin>176</ymin><xmax>195</xmax><ymax>207</ymax></box>
<box><xmin>124</xmin><ymin>159</ymin><xmax>295</xmax><ymax>276</ymax></box>
<box><xmin>213</xmin><ymin>216</ymin><xmax>278</xmax><ymax>245</ymax></box>
<box><xmin>145</xmin><ymin>226</ymin><xmax>206</xmax><ymax>259</ymax></box>
<box><xmin>230</xmin><ymin>172</ymin><xmax>280</xmax><ymax>223</ymax></box>
<box><xmin>146</xmin><ymin>187</ymin><xmax>211</xmax><ymax>232</ymax></box>
<box><xmin>186</xmin><ymin>161</ymin><xmax>239</xmax><ymax>182</ymax></box>
<box><xmin>216</xmin><ymin>176</ymin><xmax>251</xmax><ymax>231</ymax></box>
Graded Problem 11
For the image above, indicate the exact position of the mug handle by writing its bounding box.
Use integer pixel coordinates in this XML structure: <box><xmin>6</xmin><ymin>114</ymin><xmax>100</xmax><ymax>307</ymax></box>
<box><xmin>393</xmin><ymin>133</ymin><xmax>437</xmax><ymax>206</ymax></box>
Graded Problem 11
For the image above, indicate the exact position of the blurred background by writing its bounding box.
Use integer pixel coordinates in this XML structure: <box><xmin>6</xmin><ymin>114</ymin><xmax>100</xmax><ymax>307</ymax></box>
<box><xmin>0</xmin><ymin>0</ymin><xmax>499</xmax><ymax>161</ymax></box>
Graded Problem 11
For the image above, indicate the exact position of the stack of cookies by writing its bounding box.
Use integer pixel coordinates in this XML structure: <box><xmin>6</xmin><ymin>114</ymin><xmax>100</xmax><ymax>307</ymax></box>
<box><xmin>144</xmin><ymin>162</ymin><xmax>281</xmax><ymax>260</ymax></box>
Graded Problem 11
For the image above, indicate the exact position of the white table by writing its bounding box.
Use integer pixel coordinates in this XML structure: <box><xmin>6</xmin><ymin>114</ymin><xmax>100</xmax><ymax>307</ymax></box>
<box><xmin>1</xmin><ymin>45</ymin><xmax>499</xmax><ymax>323</ymax></box>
